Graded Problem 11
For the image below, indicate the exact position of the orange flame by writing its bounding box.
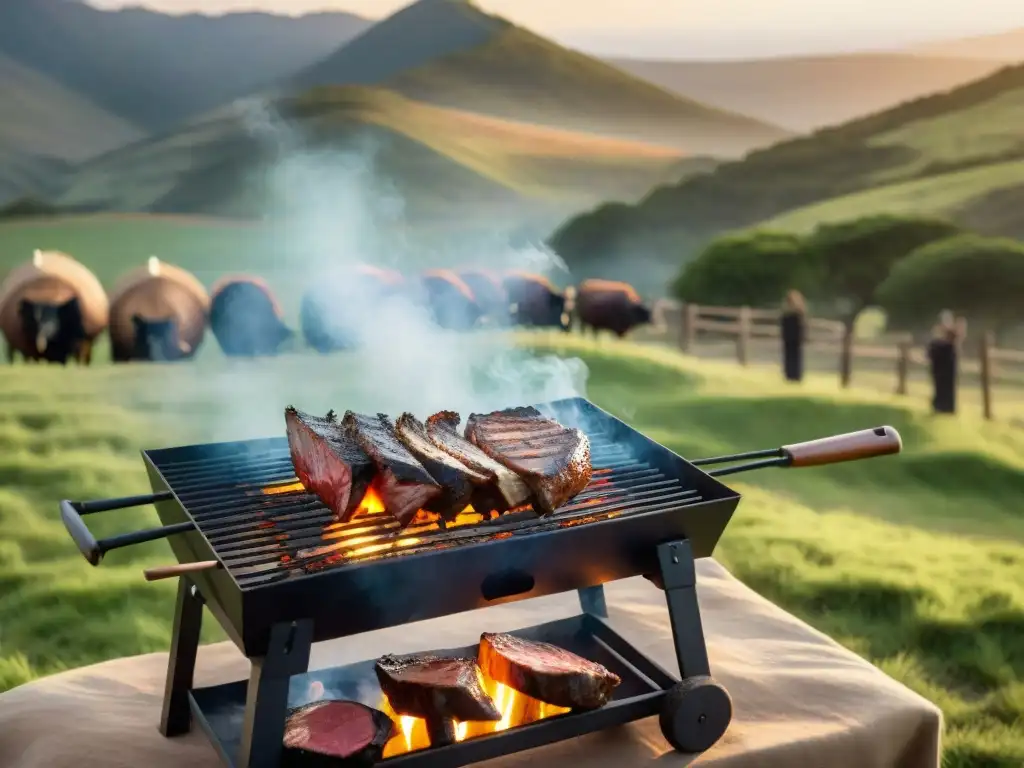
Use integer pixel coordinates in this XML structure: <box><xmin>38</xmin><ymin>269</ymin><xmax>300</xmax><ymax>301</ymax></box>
<box><xmin>378</xmin><ymin>676</ymin><xmax>570</xmax><ymax>757</ymax></box>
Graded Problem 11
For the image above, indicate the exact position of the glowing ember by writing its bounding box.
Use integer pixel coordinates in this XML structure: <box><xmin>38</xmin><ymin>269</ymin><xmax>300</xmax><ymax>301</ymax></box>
<box><xmin>378</xmin><ymin>676</ymin><xmax>570</xmax><ymax>757</ymax></box>
<box><xmin>261</xmin><ymin>480</ymin><xmax>305</xmax><ymax>496</ymax></box>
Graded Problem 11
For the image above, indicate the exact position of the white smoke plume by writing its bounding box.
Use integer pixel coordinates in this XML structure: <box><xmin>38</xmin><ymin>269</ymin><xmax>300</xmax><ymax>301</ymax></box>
<box><xmin>175</xmin><ymin>96</ymin><xmax>588</xmax><ymax>443</ymax></box>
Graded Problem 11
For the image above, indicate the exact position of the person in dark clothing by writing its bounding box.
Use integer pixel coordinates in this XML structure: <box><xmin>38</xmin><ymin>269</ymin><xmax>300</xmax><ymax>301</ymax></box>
<box><xmin>927</xmin><ymin>318</ymin><xmax>959</xmax><ymax>414</ymax></box>
<box><xmin>780</xmin><ymin>289</ymin><xmax>806</xmax><ymax>382</ymax></box>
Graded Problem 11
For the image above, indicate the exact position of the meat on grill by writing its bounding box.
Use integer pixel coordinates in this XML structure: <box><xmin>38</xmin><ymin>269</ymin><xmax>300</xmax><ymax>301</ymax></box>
<box><xmin>478</xmin><ymin>632</ymin><xmax>621</xmax><ymax>710</ymax></box>
<box><xmin>343</xmin><ymin>411</ymin><xmax>442</xmax><ymax>528</ymax></box>
<box><xmin>282</xmin><ymin>699</ymin><xmax>395</xmax><ymax>765</ymax></box>
<box><xmin>464</xmin><ymin>406</ymin><xmax>592</xmax><ymax>515</ymax></box>
<box><xmin>285</xmin><ymin>407</ymin><xmax>376</xmax><ymax>523</ymax></box>
<box><xmin>425</xmin><ymin>410</ymin><xmax>532</xmax><ymax>514</ymax></box>
<box><xmin>393</xmin><ymin>413</ymin><xmax>486</xmax><ymax>521</ymax></box>
<box><xmin>375</xmin><ymin>654</ymin><xmax>502</xmax><ymax>724</ymax></box>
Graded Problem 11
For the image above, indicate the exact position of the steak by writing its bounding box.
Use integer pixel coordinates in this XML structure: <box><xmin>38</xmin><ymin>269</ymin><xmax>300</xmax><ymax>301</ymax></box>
<box><xmin>284</xmin><ymin>407</ymin><xmax>376</xmax><ymax>523</ymax></box>
<box><xmin>464</xmin><ymin>407</ymin><xmax>592</xmax><ymax>515</ymax></box>
<box><xmin>282</xmin><ymin>699</ymin><xmax>394</xmax><ymax>766</ymax></box>
<box><xmin>343</xmin><ymin>412</ymin><xmax>442</xmax><ymax>528</ymax></box>
<box><xmin>375</xmin><ymin>654</ymin><xmax>501</xmax><ymax>724</ymax></box>
<box><xmin>393</xmin><ymin>412</ymin><xmax>487</xmax><ymax>521</ymax></box>
<box><xmin>478</xmin><ymin>633</ymin><xmax>621</xmax><ymax>710</ymax></box>
<box><xmin>425</xmin><ymin>410</ymin><xmax>531</xmax><ymax>513</ymax></box>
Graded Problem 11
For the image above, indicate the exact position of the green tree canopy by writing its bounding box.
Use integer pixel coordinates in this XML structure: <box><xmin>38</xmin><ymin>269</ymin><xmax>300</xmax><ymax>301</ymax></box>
<box><xmin>806</xmin><ymin>214</ymin><xmax>962</xmax><ymax>318</ymax></box>
<box><xmin>876</xmin><ymin>234</ymin><xmax>1024</xmax><ymax>332</ymax></box>
<box><xmin>670</xmin><ymin>230</ymin><xmax>817</xmax><ymax>307</ymax></box>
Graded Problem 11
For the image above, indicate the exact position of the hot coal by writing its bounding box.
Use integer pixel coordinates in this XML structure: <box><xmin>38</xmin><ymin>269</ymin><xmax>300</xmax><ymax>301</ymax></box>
<box><xmin>465</xmin><ymin>407</ymin><xmax>592</xmax><ymax>515</ymax></box>
<box><xmin>394</xmin><ymin>413</ymin><xmax>486</xmax><ymax>521</ymax></box>
<box><xmin>425</xmin><ymin>410</ymin><xmax>532</xmax><ymax>514</ymax></box>
<box><xmin>282</xmin><ymin>700</ymin><xmax>395</xmax><ymax>767</ymax></box>
<box><xmin>478</xmin><ymin>632</ymin><xmax>621</xmax><ymax>710</ymax></box>
<box><xmin>343</xmin><ymin>412</ymin><xmax>441</xmax><ymax>528</ymax></box>
<box><xmin>375</xmin><ymin>654</ymin><xmax>501</xmax><ymax>724</ymax></box>
<box><xmin>285</xmin><ymin>407</ymin><xmax>376</xmax><ymax>523</ymax></box>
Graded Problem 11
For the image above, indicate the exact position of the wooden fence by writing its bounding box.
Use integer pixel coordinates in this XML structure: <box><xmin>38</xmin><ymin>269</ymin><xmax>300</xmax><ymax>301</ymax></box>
<box><xmin>644</xmin><ymin>301</ymin><xmax>1024</xmax><ymax>421</ymax></box>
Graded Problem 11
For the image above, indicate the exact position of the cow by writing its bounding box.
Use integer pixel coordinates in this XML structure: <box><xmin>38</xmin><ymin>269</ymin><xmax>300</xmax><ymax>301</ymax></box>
<box><xmin>576</xmin><ymin>279</ymin><xmax>652</xmax><ymax>338</ymax></box>
<box><xmin>502</xmin><ymin>272</ymin><xmax>568</xmax><ymax>330</ymax></box>
<box><xmin>420</xmin><ymin>270</ymin><xmax>483</xmax><ymax>331</ymax></box>
<box><xmin>210</xmin><ymin>276</ymin><xmax>294</xmax><ymax>358</ymax></box>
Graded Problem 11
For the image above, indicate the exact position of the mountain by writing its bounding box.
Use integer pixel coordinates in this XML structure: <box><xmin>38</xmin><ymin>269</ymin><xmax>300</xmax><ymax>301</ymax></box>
<box><xmin>608</xmin><ymin>54</ymin><xmax>1002</xmax><ymax>132</ymax></box>
<box><xmin>549</xmin><ymin>62</ymin><xmax>1024</xmax><ymax>289</ymax></box>
<box><xmin>290</xmin><ymin>0</ymin><xmax>789</xmax><ymax>157</ymax></box>
<box><xmin>56</xmin><ymin>86</ymin><xmax>693</xmax><ymax>240</ymax></box>
<box><xmin>909</xmin><ymin>28</ymin><xmax>1024</xmax><ymax>62</ymax></box>
<box><xmin>0</xmin><ymin>0</ymin><xmax>372</xmax><ymax>131</ymax></box>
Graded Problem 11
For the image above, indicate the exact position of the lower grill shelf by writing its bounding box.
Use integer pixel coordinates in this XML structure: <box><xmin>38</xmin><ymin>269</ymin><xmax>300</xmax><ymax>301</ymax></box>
<box><xmin>189</xmin><ymin>615</ymin><xmax>676</xmax><ymax>768</ymax></box>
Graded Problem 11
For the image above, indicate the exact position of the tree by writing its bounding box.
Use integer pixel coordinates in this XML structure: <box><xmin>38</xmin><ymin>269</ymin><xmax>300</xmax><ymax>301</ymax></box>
<box><xmin>547</xmin><ymin>202</ymin><xmax>637</xmax><ymax>271</ymax></box>
<box><xmin>671</xmin><ymin>230</ymin><xmax>818</xmax><ymax>307</ymax></box>
<box><xmin>806</xmin><ymin>214</ymin><xmax>962</xmax><ymax>386</ymax></box>
<box><xmin>876</xmin><ymin>234</ymin><xmax>1024</xmax><ymax>337</ymax></box>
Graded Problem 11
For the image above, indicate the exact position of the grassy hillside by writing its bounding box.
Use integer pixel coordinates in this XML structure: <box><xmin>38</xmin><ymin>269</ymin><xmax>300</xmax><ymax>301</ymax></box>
<box><xmin>910</xmin><ymin>27</ymin><xmax>1024</xmax><ymax>62</ymax></box>
<box><xmin>53</xmin><ymin>87</ymin><xmax>686</xmax><ymax>233</ymax></box>
<box><xmin>0</xmin><ymin>335</ymin><xmax>1020</xmax><ymax>767</ymax></box>
<box><xmin>609</xmin><ymin>54</ymin><xmax>1001</xmax><ymax>132</ymax></box>
<box><xmin>0</xmin><ymin>0</ymin><xmax>371</xmax><ymax>130</ymax></box>
<box><xmin>290</xmin><ymin>0</ymin><xmax>788</xmax><ymax>157</ymax></box>
<box><xmin>549</xmin><ymin>61</ymin><xmax>1024</xmax><ymax>282</ymax></box>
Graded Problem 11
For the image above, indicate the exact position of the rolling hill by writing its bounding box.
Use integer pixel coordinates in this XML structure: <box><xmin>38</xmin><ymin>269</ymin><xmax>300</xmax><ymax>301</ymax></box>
<box><xmin>608</xmin><ymin>54</ymin><xmax>1002</xmax><ymax>132</ymax></box>
<box><xmin>56</xmin><ymin>86</ymin><xmax>691</xmax><ymax>239</ymax></box>
<box><xmin>0</xmin><ymin>0</ymin><xmax>372</xmax><ymax>131</ymax></box>
<box><xmin>909</xmin><ymin>28</ymin><xmax>1024</xmax><ymax>62</ymax></box>
<box><xmin>549</xmin><ymin>61</ymin><xmax>1024</xmax><ymax>288</ymax></box>
<box><xmin>290</xmin><ymin>0</ymin><xmax>789</xmax><ymax>157</ymax></box>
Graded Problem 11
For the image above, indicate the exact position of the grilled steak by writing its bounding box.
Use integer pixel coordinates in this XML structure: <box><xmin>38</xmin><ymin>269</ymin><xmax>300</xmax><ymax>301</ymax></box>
<box><xmin>425</xmin><ymin>410</ymin><xmax>531</xmax><ymax>513</ymax></box>
<box><xmin>285</xmin><ymin>407</ymin><xmax>376</xmax><ymax>523</ymax></box>
<box><xmin>464</xmin><ymin>406</ymin><xmax>592</xmax><ymax>515</ymax></box>
<box><xmin>343</xmin><ymin>412</ymin><xmax>441</xmax><ymax>528</ymax></box>
<box><xmin>478</xmin><ymin>632</ymin><xmax>621</xmax><ymax>710</ymax></box>
<box><xmin>394</xmin><ymin>412</ymin><xmax>486</xmax><ymax>521</ymax></box>
<box><xmin>375</xmin><ymin>654</ymin><xmax>501</xmax><ymax>723</ymax></box>
<box><xmin>282</xmin><ymin>699</ymin><xmax>394</xmax><ymax>766</ymax></box>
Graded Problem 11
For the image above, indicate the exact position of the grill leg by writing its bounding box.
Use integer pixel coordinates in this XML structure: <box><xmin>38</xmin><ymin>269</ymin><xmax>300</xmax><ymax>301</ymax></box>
<box><xmin>236</xmin><ymin>620</ymin><xmax>314</xmax><ymax>768</ymax></box>
<box><xmin>577</xmin><ymin>585</ymin><xmax>608</xmax><ymax>617</ymax></box>
<box><xmin>657</xmin><ymin>539</ymin><xmax>711</xmax><ymax>679</ymax></box>
<box><xmin>159</xmin><ymin>578</ymin><xmax>204</xmax><ymax>737</ymax></box>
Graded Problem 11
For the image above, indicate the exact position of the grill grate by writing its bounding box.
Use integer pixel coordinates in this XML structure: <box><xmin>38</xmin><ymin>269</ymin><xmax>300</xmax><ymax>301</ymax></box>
<box><xmin>147</xmin><ymin>430</ymin><xmax>704</xmax><ymax>588</ymax></box>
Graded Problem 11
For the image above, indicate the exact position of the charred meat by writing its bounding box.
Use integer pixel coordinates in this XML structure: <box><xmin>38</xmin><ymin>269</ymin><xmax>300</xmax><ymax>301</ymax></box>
<box><xmin>282</xmin><ymin>699</ymin><xmax>395</xmax><ymax>766</ymax></box>
<box><xmin>375</xmin><ymin>654</ymin><xmax>501</xmax><ymax>724</ymax></box>
<box><xmin>465</xmin><ymin>406</ymin><xmax>592</xmax><ymax>515</ymax></box>
<box><xmin>425</xmin><ymin>410</ymin><xmax>532</xmax><ymax>513</ymax></box>
<box><xmin>285</xmin><ymin>407</ymin><xmax>375</xmax><ymax>523</ymax></box>
<box><xmin>394</xmin><ymin>412</ymin><xmax>486</xmax><ymax>521</ymax></box>
<box><xmin>343</xmin><ymin>412</ymin><xmax>441</xmax><ymax>528</ymax></box>
<box><xmin>478</xmin><ymin>632</ymin><xmax>621</xmax><ymax>710</ymax></box>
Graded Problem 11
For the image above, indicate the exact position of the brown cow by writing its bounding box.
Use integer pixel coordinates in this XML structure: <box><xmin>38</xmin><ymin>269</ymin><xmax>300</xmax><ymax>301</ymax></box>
<box><xmin>575</xmin><ymin>279</ymin><xmax>652</xmax><ymax>338</ymax></box>
<box><xmin>502</xmin><ymin>271</ymin><xmax>568</xmax><ymax>330</ymax></box>
<box><xmin>420</xmin><ymin>269</ymin><xmax>482</xmax><ymax>331</ymax></box>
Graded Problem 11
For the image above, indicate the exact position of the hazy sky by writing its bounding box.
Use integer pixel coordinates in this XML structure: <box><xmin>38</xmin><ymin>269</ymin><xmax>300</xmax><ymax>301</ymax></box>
<box><xmin>86</xmin><ymin>0</ymin><xmax>1024</xmax><ymax>59</ymax></box>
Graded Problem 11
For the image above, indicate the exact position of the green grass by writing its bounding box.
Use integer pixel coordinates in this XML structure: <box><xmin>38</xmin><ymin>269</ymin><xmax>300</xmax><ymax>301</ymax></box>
<box><xmin>0</xmin><ymin>334</ymin><xmax>1021</xmax><ymax>766</ymax></box>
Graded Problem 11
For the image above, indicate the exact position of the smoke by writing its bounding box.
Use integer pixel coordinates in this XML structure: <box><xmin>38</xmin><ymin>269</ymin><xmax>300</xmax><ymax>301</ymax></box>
<box><xmin>176</xmin><ymin>96</ymin><xmax>588</xmax><ymax>442</ymax></box>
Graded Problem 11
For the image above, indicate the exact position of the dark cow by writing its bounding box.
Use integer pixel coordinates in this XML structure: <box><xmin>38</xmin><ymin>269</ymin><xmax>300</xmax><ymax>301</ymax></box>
<box><xmin>576</xmin><ymin>279</ymin><xmax>652</xmax><ymax>338</ymax></box>
<box><xmin>300</xmin><ymin>266</ymin><xmax>405</xmax><ymax>353</ymax></box>
<box><xmin>130</xmin><ymin>315</ymin><xmax>191</xmax><ymax>361</ymax></box>
<box><xmin>421</xmin><ymin>270</ymin><xmax>482</xmax><ymax>331</ymax></box>
<box><xmin>502</xmin><ymin>272</ymin><xmax>568</xmax><ymax>330</ymax></box>
<box><xmin>210</xmin><ymin>277</ymin><xmax>294</xmax><ymax>358</ymax></box>
<box><xmin>458</xmin><ymin>270</ymin><xmax>509</xmax><ymax>326</ymax></box>
<box><xmin>16</xmin><ymin>296</ymin><xmax>89</xmax><ymax>365</ymax></box>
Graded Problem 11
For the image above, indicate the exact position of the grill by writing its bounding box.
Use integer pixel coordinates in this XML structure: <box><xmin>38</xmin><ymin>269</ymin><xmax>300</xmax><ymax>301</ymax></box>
<box><xmin>59</xmin><ymin>397</ymin><xmax>902</xmax><ymax>768</ymax></box>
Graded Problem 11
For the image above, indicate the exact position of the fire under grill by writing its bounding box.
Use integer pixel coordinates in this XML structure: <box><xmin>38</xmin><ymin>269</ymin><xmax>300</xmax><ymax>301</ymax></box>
<box><xmin>59</xmin><ymin>397</ymin><xmax>903</xmax><ymax>768</ymax></box>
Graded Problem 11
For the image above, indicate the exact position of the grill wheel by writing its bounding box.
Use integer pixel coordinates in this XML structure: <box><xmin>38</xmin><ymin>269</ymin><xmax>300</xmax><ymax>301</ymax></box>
<box><xmin>659</xmin><ymin>676</ymin><xmax>733</xmax><ymax>753</ymax></box>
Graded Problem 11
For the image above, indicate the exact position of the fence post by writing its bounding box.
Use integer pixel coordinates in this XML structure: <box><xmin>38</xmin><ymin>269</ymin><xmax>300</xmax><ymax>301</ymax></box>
<box><xmin>737</xmin><ymin>306</ymin><xmax>751</xmax><ymax>366</ymax></box>
<box><xmin>682</xmin><ymin>303</ymin><xmax>698</xmax><ymax>352</ymax></box>
<box><xmin>895</xmin><ymin>340</ymin><xmax>910</xmax><ymax>395</ymax></box>
<box><xmin>980</xmin><ymin>331</ymin><xmax>993</xmax><ymax>420</ymax></box>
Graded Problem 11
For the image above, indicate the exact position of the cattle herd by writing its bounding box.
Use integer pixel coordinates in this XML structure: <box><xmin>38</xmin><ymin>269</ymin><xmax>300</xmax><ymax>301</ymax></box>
<box><xmin>0</xmin><ymin>251</ymin><xmax>653</xmax><ymax>365</ymax></box>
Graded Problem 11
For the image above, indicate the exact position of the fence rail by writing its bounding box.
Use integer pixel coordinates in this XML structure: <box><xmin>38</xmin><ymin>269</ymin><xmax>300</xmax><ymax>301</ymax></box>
<box><xmin>645</xmin><ymin>301</ymin><xmax>1024</xmax><ymax>421</ymax></box>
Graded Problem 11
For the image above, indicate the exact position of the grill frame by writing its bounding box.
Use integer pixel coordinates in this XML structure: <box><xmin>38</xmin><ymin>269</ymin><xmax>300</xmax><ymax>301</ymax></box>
<box><xmin>141</xmin><ymin>397</ymin><xmax>741</xmax><ymax>657</ymax></box>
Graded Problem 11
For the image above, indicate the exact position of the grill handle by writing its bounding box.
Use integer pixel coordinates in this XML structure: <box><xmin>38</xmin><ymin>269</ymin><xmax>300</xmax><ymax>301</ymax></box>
<box><xmin>704</xmin><ymin>426</ymin><xmax>902</xmax><ymax>477</ymax></box>
<box><xmin>59</xmin><ymin>492</ymin><xmax>193</xmax><ymax>566</ymax></box>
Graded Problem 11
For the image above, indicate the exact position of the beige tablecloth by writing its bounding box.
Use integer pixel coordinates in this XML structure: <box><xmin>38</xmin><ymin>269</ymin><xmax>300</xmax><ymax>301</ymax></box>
<box><xmin>0</xmin><ymin>560</ymin><xmax>940</xmax><ymax>768</ymax></box>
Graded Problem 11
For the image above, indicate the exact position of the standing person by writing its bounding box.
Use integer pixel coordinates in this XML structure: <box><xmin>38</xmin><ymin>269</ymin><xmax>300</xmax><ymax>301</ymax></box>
<box><xmin>927</xmin><ymin>312</ymin><xmax>958</xmax><ymax>414</ymax></box>
<box><xmin>780</xmin><ymin>289</ymin><xmax>806</xmax><ymax>382</ymax></box>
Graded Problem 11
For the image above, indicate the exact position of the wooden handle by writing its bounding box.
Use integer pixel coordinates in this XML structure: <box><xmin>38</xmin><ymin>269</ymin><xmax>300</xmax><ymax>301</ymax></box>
<box><xmin>782</xmin><ymin>426</ymin><xmax>902</xmax><ymax>468</ymax></box>
<box><xmin>144</xmin><ymin>560</ymin><xmax>220</xmax><ymax>582</ymax></box>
